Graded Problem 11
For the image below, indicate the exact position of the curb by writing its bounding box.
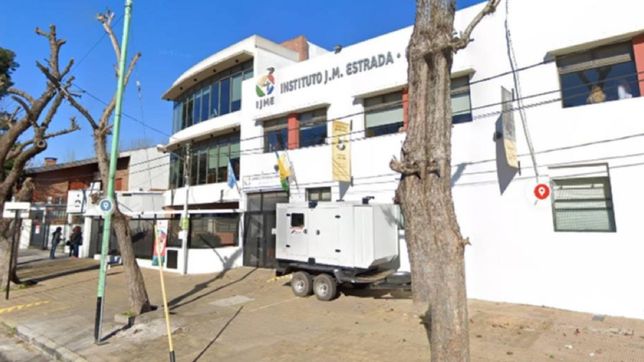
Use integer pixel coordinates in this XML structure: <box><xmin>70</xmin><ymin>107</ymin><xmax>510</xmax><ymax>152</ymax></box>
<box><xmin>1</xmin><ymin>321</ymin><xmax>86</xmax><ymax>362</ymax></box>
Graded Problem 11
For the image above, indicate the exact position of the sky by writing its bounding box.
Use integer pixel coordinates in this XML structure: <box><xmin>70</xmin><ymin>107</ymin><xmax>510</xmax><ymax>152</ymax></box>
<box><xmin>0</xmin><ymin>0</ymin><xmax>484</xmax><ymax>164</ymax></box>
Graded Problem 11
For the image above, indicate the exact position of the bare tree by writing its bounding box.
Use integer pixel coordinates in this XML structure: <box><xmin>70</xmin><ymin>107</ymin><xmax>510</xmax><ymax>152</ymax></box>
<box><xmin>0</xmin><ymin>26</ymin><xmax>79</xmax><ymax>286</ymax></box>
<box><xmin>390</xmin><ymin>0</ymin><xmax>499</xmax><ymax>360</ymax></box>
<box><xmin>50</xmin><ymin>11</ymin><xmax>151</xmax><ymax>314</ymax></box>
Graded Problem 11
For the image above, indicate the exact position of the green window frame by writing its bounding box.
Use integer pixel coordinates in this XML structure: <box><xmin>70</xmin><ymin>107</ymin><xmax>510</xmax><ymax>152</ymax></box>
<box><xmin>551</xmin><ymin>176</ymin><xmax>616</xmax><ymax>232</ymax></box>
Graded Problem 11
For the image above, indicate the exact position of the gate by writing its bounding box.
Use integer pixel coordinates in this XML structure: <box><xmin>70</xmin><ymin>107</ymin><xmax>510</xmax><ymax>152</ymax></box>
<box><xmin>243</xmin><ymin>191</ymin><xmax>288</xmax><ymax>268</ymax></box>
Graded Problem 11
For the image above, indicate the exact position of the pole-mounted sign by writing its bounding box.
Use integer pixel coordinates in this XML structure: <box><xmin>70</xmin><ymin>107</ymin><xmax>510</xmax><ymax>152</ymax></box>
<box><xmin>98</xmin><ymin>198</ymin><xmax>114</xmax><ymax>215</ymax></box>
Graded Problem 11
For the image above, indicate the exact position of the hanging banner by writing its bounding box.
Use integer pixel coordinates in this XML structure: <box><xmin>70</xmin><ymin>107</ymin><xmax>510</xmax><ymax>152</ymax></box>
<box><xmin>502</xmin><ymin>87</ymin><xmax>518</xmax><ymax>168</ymax></box>
<box><xmin>152</xmin><ymin>220</ymin><xmax>169</xmax><ymax>266</ymax></box>
<box><xmin>332</xmin><ymin>120</ymin><xmax>351</xmax><ymax>182</ymax></box>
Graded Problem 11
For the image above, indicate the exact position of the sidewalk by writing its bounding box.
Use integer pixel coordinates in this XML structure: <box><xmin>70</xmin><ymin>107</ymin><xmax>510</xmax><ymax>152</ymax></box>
<box><xmin>1</xmin><ymin>250</ymin><xmax>643</xmax><ymax>361</ymax></box>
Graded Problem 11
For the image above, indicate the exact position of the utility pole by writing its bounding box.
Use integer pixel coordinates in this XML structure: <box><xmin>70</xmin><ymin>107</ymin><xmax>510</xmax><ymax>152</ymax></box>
<box><xmin>180</xmin><ymin>143</ymin><xmax>190</xmax><ymax>275</ymax></box>
<box><xmin>94</xmin><ymin>0</ymin><xmax>133</xmax><ymax>344</ymax></box>
<box><xmin>5</xmin><ymin>210</ymin><xmax>19</xmax><ymax>300</ymax></box>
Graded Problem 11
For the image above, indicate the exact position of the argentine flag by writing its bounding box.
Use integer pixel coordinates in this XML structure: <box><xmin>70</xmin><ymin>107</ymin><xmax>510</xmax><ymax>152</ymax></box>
<box><xmin>227</xmin><ymin>160</ymin><xmax>237</xmax><ymax>189</ymax></box>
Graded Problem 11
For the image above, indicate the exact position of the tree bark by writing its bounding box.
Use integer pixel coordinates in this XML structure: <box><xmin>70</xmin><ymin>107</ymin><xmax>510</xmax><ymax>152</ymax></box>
<box><xmin>0</xmin><ymin>179</ymin><xmax>34</xmax><ymax>288</ymax></box>
<box><xmin>393</xmin><ymin>1</ymin><xmax>499</xmax><ymax>360</ymax></box>
<box><xmin>94</xmin><ymin>129</ymin><xmax>151</xmax><ymax>314</ymax></box>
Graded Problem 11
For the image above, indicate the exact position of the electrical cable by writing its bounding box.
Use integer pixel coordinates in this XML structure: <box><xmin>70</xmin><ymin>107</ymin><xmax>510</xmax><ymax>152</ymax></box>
<box><xmin>505</xmin><ymin>0</ymin><xmax>539</xmax><ymax>181</ymax></box>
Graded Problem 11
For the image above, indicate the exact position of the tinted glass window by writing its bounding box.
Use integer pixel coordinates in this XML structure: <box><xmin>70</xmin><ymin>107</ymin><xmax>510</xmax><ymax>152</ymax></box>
<box><xmin>300</xmin><ymin>122</ymin><xmax>327</xmax><ymax>147</ymax></box>
<box><xmin>210</xmin><ymin>83</ymin><xmax>220</xmax><ymax>118</ymax></box>
<box><xmin>291</xmin><ymin>213</ymin><xmax>304</xmax><ymax>228</ymax></box>
<box><xmin>557</xmin><ymin>42</ymin><xmax>639</xmax><ymax>108</ymax></box>
<box><xmin>201</xmin><ymin>88</ymin><xmax>210</xmax><ymax>122</ymax></box>
<box><xmin>220</xmin><ymin>78</ymin><xmax>230</xmax><ymax>115</ymax></box>
<box><xmin>364</xmin><ymin>91</ymin><xmax>403</xmax><ymax>137</ymax></box>
<box><xmin>189</xmin><ymin>214</ymin><xmax>240</xmax><ymax>248</ymax></box>
<box><xmin>231</xmin><ymin>73</ymin><xmax>242</xmax><ymax>112</ymax></box>
<box><xmin>299</xmin><ymin>108</ymin><xmax>327</xmax><ymax>148</ymax></box>
<box><xmin>193</xmin><ymin>92</ymin><xmax>202</xmax><ymax>124</ymax></box>
<box><xmin>451</xmin><ymin>76</ymin><xmax>472</xmax><ymax>124</ymax></box>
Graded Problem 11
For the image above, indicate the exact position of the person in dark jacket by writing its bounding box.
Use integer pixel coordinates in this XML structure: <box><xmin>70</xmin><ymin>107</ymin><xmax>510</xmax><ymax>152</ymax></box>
<box><xmin>49</xmin><ymin>227</ymin><xmax>62</xmax><ymax>259</ymax></box>
<box><xmin>69</xmin><ymin>226</ymin><xmax>82</xmax><ymax>258</ymax></box>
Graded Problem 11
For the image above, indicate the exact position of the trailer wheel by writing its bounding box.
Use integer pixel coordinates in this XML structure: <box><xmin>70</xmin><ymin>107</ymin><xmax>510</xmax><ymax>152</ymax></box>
<box><xmin>313</xmin><ymin>273</ymin><xmax>338</xmax><ymax>301</ymax></box>
<box><xmin>291</xmin><ymin>271</ymin><xmax>313</xmax><ymax>297</ymax></box>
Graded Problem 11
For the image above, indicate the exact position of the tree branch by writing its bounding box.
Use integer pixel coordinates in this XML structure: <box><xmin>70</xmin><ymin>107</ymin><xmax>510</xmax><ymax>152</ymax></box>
<box><xmin>6</xmin><ymin>87</ymin><xmax>35</xmax><ymax>105</ymax></box>
<box><xmin>42</xmin><ymin>117</ymin><xmax>80</xmax><ymax>140</ymax></box>
<box><xmin>40</xmin><ymin>88</ymin><xmax>64</xmax><ymax>129</ymax></box>
<box><xmin>37</xmin><ymin>64</ymin><xmax>99</xmax><ymax>130</ymax></box>
<box><xmin>60</xmin><ymin>58</ymin><xmax>74</xmax><ymax>78</ymax></box>
<box><xmin>9</xmin><ymin>96</ymin><xmax>33</xmax><ymax>123</ymax></box>
<box><xmin>6</xmin><ymin>117</ymin><xmax>79</xmax><ymax>162</ymax></box>
<box><xmin>452</xmin><ymin>0</ymin><xmax>501</xmax><ymax>51</ymax></box>
<box><xmin>97</xmin><ymin>11</ymin><xmax>120</xmax><ymax>64</ymax></box>
<box><xmin>99</xmin><ymin>52</ymin><xmax>141</xmax><ymax>129</ymax></box>
<box><xmin>64</xmin><ymin>89</ymin><xmax>99</xmax><ymax>130</ymax></box>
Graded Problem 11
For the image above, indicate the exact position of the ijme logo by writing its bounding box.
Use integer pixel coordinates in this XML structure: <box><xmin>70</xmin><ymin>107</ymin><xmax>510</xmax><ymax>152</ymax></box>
<box><xmin>255</xmin><ymin>67</ymin><xmax>275</xmax><ymax>97</ymax></box>
<box><xmin>256</xmin><ymin>67</ymin><xmax>276</xmax><ymax>110</ymax></box>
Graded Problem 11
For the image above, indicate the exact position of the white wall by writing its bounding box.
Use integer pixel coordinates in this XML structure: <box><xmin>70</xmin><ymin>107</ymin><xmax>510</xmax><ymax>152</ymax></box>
<box><xmin>164</xmin><ymin>0</ymin><xmax>644</xmax><ymax>318</ymax></box>
<box><xmin>127</xmin><ymin>147</ymin><xmax>170</xmax><ymax>191</ymax></box>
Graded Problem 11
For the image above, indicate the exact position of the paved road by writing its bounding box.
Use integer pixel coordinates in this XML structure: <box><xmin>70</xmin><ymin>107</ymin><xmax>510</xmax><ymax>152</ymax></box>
<box><xmin>0</xmin><ymin>330</ymin><xmax>47</xmax><ymax>362</ymax></box>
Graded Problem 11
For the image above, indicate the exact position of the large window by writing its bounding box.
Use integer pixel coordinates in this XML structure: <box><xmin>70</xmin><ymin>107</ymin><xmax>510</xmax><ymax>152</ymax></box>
<box><xmin>172</xmin><ymin>60</ymin><xmax>253</xmax><ymax>133</ymax></box>
<box><xmin>306</xmin><ymin>187</ymin><xmax>332</xmax><ymax>202</ymax></box>
<box><xmin>364</xmin><ymin>91</ymin><xmax>404</xmax><ymax>137</ymax></box>
<box><xmin>551</xmin><ymin>176</ymin><xmax>616</xmax><ymax>232</ymax></box>
<box><xmin>190</xmin><ymin>213</ymin><xmax>240</xmax><ymax>248</ymax></box>
<box><xmin>264</xmin><ymin>117</ymin><xmax>288</xmax><ymax>152</ymax></box>
<box><xmin>169</xmin><ymin>133</ymin><xmax>240</xmax><ymax>188</ymax></box>
<box><xmin>451</xmin><ymin>76</ymin><xmax>472</xmax><ymax>124</ymax></box>
<box><xmin>557</xmin><ymin>42</ymin><xmax>640</xmax><ymax>108</ymax></box>
<box><xmin>299</xmin><ymin>108</ymin><xmax>327</xmax><ymax>148</ymax></box>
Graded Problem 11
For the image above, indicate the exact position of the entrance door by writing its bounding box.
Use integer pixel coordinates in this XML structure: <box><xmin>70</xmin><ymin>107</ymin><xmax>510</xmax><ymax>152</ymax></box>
<box><xmin>30</xmin><ymin>210</ymin><xmax>46</xmax><ymax>249</ymax></box>
<box><xmin>243</xmin><ymin>191</ymin><xmax>288</xmax><ymax>268</ymax></box>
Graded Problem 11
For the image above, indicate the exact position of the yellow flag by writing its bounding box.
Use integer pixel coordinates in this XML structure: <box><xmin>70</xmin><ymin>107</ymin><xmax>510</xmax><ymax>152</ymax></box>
<box><xmin>332</xmin><ymin>120</ymin><xmax>351</xmax><ymax>182</ymax></box>
<box><xmin>276</xmin><ymin>152</ymin><xmax>290</xmax><ymax>191</ymax></box>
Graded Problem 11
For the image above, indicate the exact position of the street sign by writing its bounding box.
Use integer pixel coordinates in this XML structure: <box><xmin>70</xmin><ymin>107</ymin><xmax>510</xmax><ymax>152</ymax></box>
<box><xmin>66</xmin><ymin>190</ymin><xmax>88</xmax><ymax>213</ymax></box>
<box><xmin>534</xmin><ymin>184</ymin><xmax>551</xmax><ymax>200</ymax></box>
<box><xmin>2</xmin><ymin>202</ymin><xmax>30</xmax><ymax>218</ymax></box>
<box><xmin>98</xmin><ymin>198</ymin><xmax>114</xmax><ymax>215</ymax></box>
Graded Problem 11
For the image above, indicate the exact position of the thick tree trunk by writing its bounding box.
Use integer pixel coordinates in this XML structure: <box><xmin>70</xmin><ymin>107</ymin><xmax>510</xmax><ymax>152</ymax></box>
<box><xmin>95</xmin><ymin>130</ymin><xmax>151</xmax><ymax>315</ymax></box>
<box><xmin>113</xmin><ymin>209</ymin><xmax>151</xmax><ymax>314</ymax></box>
<box><xmin>0</xmin><ymin>217</ymin><xmax>26</xmax><ymax>288</ymax></box>
<box><xmin>395</xmin><ymin>1</ymin><xmax>471</xmax><ymax>360</ymax></box>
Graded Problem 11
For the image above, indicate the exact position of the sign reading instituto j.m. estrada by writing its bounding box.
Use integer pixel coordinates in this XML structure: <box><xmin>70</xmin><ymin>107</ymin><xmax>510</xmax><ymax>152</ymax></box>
<box><xmin>256</xmin><ymin>50</ymin><xmax>401</xmax><ymax>110</ymax></box>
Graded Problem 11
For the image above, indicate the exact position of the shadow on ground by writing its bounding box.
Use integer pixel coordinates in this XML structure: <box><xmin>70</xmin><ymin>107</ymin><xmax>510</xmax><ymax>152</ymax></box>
<box><xmin>191</xmin><ymin>305</ymin><xmax>244</xmax><ymax>362</ymax></box>
<box><xmin>169</xmin><ymin>267</ymin><xmax>258</xmax><ymax>311</ymax></box>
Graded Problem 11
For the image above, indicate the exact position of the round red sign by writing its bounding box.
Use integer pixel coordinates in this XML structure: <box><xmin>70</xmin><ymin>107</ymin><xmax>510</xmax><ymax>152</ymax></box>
<box><xmin>534</xmin><ymin>183</ymin><xmax>550</xmax><ymax>200</ymax></box>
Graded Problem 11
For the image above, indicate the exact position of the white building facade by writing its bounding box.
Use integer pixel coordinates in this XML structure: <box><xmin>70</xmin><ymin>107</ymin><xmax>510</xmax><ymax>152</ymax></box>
<box><xmin>161</xmin><ymin>0</ymin><xmax>644</xmax><ymax>319</ymax></box>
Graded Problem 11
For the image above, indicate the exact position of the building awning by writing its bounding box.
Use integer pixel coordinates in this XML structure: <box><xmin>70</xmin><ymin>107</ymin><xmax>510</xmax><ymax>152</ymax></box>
<box><xmin>162</xmin><ymin>51</ymin><xmax>254</xmax><ymax>101</ymax></box>
<box><xmin>351</xmin><ymin>68</ymin><xmax>475</xmax><ymax>100</ymax></box>
<box><xmin>545</xmin><ymin>30</ymin><xmax>644</xmax><ymax>60</ymax></box>
<box><xmin>161</xmin><ymin>118</ymin><xmax>241</xmax><ymax>153</ymax></box>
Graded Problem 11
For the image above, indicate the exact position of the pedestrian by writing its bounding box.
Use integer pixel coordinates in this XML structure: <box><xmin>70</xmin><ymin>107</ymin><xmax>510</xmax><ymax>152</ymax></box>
<box><xmin>49</xmin><ymin>227</ymin><xmax>62</xmax><ymax>259</ymax></box>
<box><xmin>69</xmin><ymin>226</ymin><xmax>83</xmax><ymax>258</ymax></box>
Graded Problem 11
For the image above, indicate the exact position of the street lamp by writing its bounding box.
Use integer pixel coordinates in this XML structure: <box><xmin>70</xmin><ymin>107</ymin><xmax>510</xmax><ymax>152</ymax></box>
<box><xmin>156</xmin><ymin>143</ymin><xmax>191</xmax><ymax>275</ymax></box>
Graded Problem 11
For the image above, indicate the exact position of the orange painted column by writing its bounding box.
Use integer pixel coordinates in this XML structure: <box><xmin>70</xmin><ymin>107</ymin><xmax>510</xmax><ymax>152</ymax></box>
<box><xmin>402</xmin><ymin>87</ymin><xmax>409</xmax><ymax>130</ymax></box>
<box><xmin>632</xmin><ymin>35</ymin><xmax>644</xmax><ymax>96</ymax></box>
<box><xmin>287</xmin><ymin>113</ymin><xmax>299</xmax><ymax>149</ymax></box>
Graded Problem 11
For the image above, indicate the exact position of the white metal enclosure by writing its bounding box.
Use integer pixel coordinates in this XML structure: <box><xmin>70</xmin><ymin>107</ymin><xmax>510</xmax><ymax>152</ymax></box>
<box><xmin>275</xmin><ymin>202</ymin><xmax>400</xmax><ymax>269</ymax></box>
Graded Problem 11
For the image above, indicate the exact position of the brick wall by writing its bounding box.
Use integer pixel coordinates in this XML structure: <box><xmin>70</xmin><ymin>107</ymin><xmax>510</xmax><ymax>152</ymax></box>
<box><xmin>281</xmin><ymin>35</ymin><xmax>309</xmax><ymax>61</ymax></box>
